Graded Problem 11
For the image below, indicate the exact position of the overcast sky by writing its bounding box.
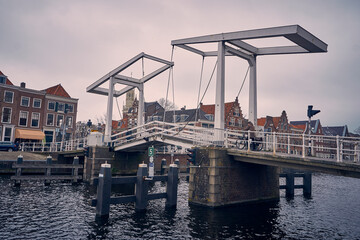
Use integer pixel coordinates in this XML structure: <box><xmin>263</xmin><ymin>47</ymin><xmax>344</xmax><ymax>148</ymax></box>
<box><xmin>1</xmin><ymin>0</ymin><xmax>359</xmax><ymax>131</ymax></box>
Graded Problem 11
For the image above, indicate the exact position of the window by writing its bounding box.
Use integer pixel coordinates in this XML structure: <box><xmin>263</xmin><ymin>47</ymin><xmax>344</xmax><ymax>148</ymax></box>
<box><xmin>67</xmin><ymin>104</ymin><xmax>74</xmax><ymax>113</ymax></box>
<box><xmin>66</xmin><ymin>116</ymin><xmax>73</xmax><ymax>128</ymax></box>
<box><xmin>47</xmin><ymin>113</ymin><xmax>54</xmax><ymax>126</ymax></box>
<box><xmin>48</xmin><ymin>101</ymin><xmax>55</xmax><ymax>110</ymax></box>
<box><xmin>33</xmin><ymin>98</ymin><xmax>41</xmax><ymax>108</ymax></box>
<box><xmin>4</xmin><ymin>127</ymin><xmax>12</xmax><ymax>141</ymax></box>
<box><xmin>2</xmin><ymin>107</ymin><xmax>12</xmax><ymax>123</ymax></box>
<box><xmin>57</xmin><ymin>103</ymin><xmax>65</xmax><ymax>112</ymax></box>
<box><xmin>0</xmin><ymin>75</ymin><xmax>6</xmax><ymax>84</ymax></box>
<box><xmin>19</xmin><ymin>111</ymin><xmax>28</xmax><ymax>126</ymax></box>
<box><xmin>230</xmin><ymin>117</ymin><xmax>235</xmax><ymax>126</ymax></box>
<box><xmin>180</xmin><ymin>114</ymin><xmax>189</xmax><ymax>122</ymax></box>
<box><xmin>173</xmin><ymin>115</ymin><xmax>180</xmax><ymax>122</ymax></box>
<box><xmin>31</xmin><ymin>113</ymin><xmax>40</xmax><ymax>127</ymax></box>
<box><xmin>234</xmin><ymin>107</ymin><xmax>240</xmax><ymax>116</ymax></box>
<box><xmin>205</xmin><ymin>114</ymin><xmax>214</xmax><ymax>121</ymax></box>
<box><xmin>21</xmin><ymin>96</ymin><xmax>30</xmax><ymax>107</ymax></box>
<box><xmin>4</xmin><ymin>91</ymin><xmax>14</xmax><ymax>103</ymax></box>
<box><xmin>57</xmin><ymin>115</ymin><xmax>64</xmax><ymax>126</ymax></box>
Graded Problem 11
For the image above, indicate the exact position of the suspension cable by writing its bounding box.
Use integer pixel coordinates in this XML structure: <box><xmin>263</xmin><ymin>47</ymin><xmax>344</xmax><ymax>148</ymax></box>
<box><xmin>162</xmin><ymin>45</ymin><xmax>175</xmax><ymax>125</ymax></box>
<box><xmin>195</xmin><ymin>56</ymin><xmax>205</xmax><ymax>122</ymax></box>
<box><xmin>236</xmin><ymin>66</ymin><xmax>250</xmax><ymax>99</ymax></box>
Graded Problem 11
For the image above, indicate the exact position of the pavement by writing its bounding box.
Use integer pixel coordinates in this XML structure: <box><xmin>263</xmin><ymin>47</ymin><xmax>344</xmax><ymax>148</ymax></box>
<box><xmin>0</xmin><ymin>151</ymin><xmax>48</xmax><ymax>161</ymax></box>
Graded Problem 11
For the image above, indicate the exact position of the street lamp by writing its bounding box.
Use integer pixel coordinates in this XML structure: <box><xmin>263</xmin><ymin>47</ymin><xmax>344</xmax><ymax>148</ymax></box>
<box><xmin>307</xmin><ymin>105</ymin><xmax>320</xmax><ymax>156</ymax></box>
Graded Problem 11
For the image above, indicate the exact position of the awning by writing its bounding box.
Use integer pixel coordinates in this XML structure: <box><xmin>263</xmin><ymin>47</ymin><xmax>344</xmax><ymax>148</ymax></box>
<box><xmin>15</xmin><ymin>129</ymin><xmax>45</xmax><ymax>140</ymax></box>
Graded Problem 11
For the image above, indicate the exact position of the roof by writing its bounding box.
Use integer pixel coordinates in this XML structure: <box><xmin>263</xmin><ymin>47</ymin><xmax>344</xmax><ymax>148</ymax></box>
<box><xmin>257</xmin><ymin>117</ymin><xmax>266</xmax><ymax>126</ymax></box>
<box><xmin>0</xmin><ymin>71</ymin><xmax>14</xmax><ymax>85</ymax></box>
<box><xmin>44</xmin><ymin>84</ymin><xmax>71</xmax><ymax>98</ymax></box>
<box><xmin>201</xmin><ymin>100</ymin><xmax>238</xmax><ymax>116</ymax></box>
<box><xmin>290</xmin><ymin>120</ymin><xmax>320</xmax><ymax>133</ymax></box>
<box><xmin>323</xmin><ymin>126</ymin><xmax>348</xmax><ymax>137</ymax></box>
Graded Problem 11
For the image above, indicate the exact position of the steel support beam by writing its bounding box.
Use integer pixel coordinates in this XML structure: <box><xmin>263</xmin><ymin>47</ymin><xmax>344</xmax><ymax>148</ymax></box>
<box><xmin>249</xmin><ymin>57</ymin><xmax>257</xmax><ymax>127</ymax></box>
<box><xmin>105</xmin><ymin>77</ymin><xmax>114</xmax><ymax>143</ymax></box>
<box><xmin>137</xmin><ymin>83</ymin><xmax>144</xmax><ymax>127</ymax></box>
<box><xmin>214</xmin><ymin>41</ymin><xmax>225</xmax><ymax>145</ymax></box>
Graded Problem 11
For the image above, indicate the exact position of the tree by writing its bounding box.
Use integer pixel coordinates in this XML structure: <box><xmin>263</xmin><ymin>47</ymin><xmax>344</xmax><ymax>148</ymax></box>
<box><xmin>158</xmin><ymin>98</ymin><xmax>177</xmax><ymax>111</ymax></box>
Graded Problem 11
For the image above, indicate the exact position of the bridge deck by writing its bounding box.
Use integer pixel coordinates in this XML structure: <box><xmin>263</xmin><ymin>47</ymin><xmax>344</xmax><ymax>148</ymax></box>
<box><xmin>228</xmin><ymin>149</ymin><xmax>360</xmax><ymax>179</ymax></box>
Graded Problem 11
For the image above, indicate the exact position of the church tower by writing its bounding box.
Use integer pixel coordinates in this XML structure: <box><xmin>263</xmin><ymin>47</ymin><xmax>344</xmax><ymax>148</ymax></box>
<box><xmin>123</xmin><ymin>89</ymin><xmax>135</xmax><ymax>115</ymax></box>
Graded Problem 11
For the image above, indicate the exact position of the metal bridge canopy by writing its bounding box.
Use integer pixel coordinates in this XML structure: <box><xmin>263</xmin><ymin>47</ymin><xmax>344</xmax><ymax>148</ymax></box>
<box><xmin>171</xmin><ymin>25</ymin><xmax>327</xmax><ymax>145</ymax></box>
<box><xmin>86</xmin><ymin>52</ymin><xmax>174</xmax><ymax>143</ymax></box>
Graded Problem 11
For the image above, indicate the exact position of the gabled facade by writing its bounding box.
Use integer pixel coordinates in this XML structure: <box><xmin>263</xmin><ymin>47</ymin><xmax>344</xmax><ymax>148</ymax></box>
<box><xmin>0</xmin><ymin>71</ymin><xmax>78</xmax><ymax>143</ymax></box>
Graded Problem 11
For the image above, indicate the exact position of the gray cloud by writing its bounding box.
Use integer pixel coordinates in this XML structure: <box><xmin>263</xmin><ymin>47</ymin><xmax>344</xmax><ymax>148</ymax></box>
<box><xmin>0</xmin><ymin>0</ymin><xmax>359</xmax><ymax>131</ymax></box>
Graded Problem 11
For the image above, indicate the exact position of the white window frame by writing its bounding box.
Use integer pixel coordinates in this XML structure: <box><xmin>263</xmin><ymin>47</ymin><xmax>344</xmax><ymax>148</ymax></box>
<box><xmin>57</xmin><ymin>102</ymin><xmax>65</xmax><ymax>113</ymax></box>
<box><xmin>19</xmin><ymin>111</ymin><xmax>28</xmax><ymax>127</ymax></box>
<box><xmin>48</xmin><ymin>101</ymin><xmax>55</xmax><ymax>110</ymax></box>
<box><xmin>20</xmin><ymin>96</ymin><xmax>30</xmax><ymax>107</ymax></box>
<box><xmin>57</xmin><ymin>114</ymin><xmax>64</xmax><ymax>127</ymax></box>
<box><xmin>67</xmin><ymin>104</ymin><xmax>74</xmax><ymax>113</ymax></box>
<box><xmin>46</xmin><ymin>113</ymin><xmax>54</xmax><ymax>126</ymax></box>
<box><xmin>4</xmin><ymin>91</ymin><xmax>14</xmax><ymax>103</ymax></box>
<box><xmin>0</xmin><ymin>126</ymin><xmax>2</xmax><ymax>141</ymax></box>
<box><xmin>66</xmin><ymin>116</ymin><xmax>73</xmax><ymax>128</ymax></box>
<box><xmin>33</xmin><ymin>98</ymin><xmax>42</xmax><ymax>108</ymax></box>
<box><xmin>1</xmin><ymin>107</ymin><xmax>12</xmax><ymax>123</ymax></box>
<box><xmin>31</xmin><ymin>112</ymin><xmax>40</xmax><ymax>128</ymax></box>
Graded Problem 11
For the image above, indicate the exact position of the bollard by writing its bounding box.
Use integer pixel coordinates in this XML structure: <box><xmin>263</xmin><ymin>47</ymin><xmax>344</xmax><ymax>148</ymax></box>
<box><xmin>166</xmin><ymin>164</ymin><xmax>179</xmax><ymax>208</ymax></box>
<box><xmin>95</xmin><ymin>163</ymin><xmax>112</xmax><ymax>221</ymax></box>
<box><xmin>45</xmin><ymin>155</ymin><xmax>52</xmax><ymax>186</ymax></box>
<box><xmin>160</xmin><ymin>158</ymin><xmax>166</xmax><ymax>175</ymax></box>
<box><xmin>285</xmin><ymin>172</ymin><xmax>295</xmax><ymax>198</ymax></box>
<box><xmin>174</xmin><ymin>159</ymin><xmax>180</xmax><ymax>168</ymax></box>
<box><xmin>303</xmin><ymin>172</ymin><xmax>312</xmax><ymax>198</ymax></box>
<box><xmin>135</xmin><ymin>163</ymin><xmax>148</xmax><ymax>212</ymax></box>
<box><xmin>72</xmin><ymin>156</ymin><xmax>79</xmax><ymax>184</ymax></box>
<box><xmin>14</xmin><ymin>155</ymin><xmax>23</xmax><ymax>187</ymax></box>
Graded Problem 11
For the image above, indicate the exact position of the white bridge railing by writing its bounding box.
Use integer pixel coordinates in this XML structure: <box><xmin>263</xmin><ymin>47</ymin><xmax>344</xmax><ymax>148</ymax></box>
<box><xmin>18</xmin><ymin>121</ymin><xmax>360</xmax><ymax>164</ymax></box>
<box><xmin>20</xmin><ymin>138</ymin><xmax>87</xmax><ymax>153</ymax></box>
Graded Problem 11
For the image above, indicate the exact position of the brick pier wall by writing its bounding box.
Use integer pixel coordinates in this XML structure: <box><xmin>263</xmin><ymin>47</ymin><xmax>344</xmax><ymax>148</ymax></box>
<box><xmin>189</xmin><ymin>147</ymin><xmax>279</xmax><ymax>207</ymax></box>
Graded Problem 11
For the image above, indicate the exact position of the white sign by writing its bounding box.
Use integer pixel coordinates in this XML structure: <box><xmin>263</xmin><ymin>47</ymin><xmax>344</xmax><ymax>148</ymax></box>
<box><xmin>149</xmin><ymin>156</ymin><xmax>154</xmax><ymax>163</ymax></box>
<box><xmin>149</xmin><ymin>162</ymin><xmax>154</xmax><ymax>177</ymax></box>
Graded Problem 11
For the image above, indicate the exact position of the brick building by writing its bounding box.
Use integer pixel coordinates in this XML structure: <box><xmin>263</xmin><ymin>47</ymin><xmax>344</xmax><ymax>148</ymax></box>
<box><xmin>0</xmin><ymin>71</ymin><xmax>78</xmax><ymax>143</ymax></box>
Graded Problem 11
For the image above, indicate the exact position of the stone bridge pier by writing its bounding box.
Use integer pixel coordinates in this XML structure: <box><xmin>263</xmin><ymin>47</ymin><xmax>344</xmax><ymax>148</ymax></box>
<box><xmin>189</xmin><ymin>147</ymin><xmax>279</xmax><ymax>207</ymax></box>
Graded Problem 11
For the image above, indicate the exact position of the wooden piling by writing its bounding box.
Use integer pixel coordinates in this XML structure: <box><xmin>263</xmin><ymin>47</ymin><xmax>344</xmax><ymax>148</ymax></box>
<box><xmin>45</xmin><ymin>156</ymin><xmax>52</xmax><ymax>186</ymax></box>
<box><xmin>135</xmin><ymin>163</ymin><xmax>148</xmax><ymax>212</ymax></box>
<box><xmin>303</xmin><ymin>172</ymin><xmax>312</xmax><ymax>198</ymax></box>
<box><xmin>285</xmin><ymin>172</ymin><xmax>295</xmax><ymax>198</ymax></box>
<box><xmin>14</xmin><ymin>155</ymin><xmax>23</xmax><ymax>187</ymax></box>
<box><xmin>95</xmin><ymin>163</ymin><xmax>112</xmax><ymax>220</ymax></box>
<box><xmin>72</xmin><ymin>156</ymin><xmax>79</xmax><ymax>184</ymax></box>
<box><xmin>160</xmin><ymin>158</ymin><xmax>166</xmax><ymax>175</ymax></box>
<box><xmin>166</xmin><ymin>164</ymin><xmax>179</xmax><ymax>208</ymax></box>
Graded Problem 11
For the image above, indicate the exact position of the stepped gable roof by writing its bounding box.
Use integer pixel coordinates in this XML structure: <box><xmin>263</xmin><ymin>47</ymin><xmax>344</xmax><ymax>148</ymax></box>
<box><xmin>323</xmin><ymin>126</ymin><xmax>348</xmax><ymax>137</ymax></box>
<box><xmin>0</xmin><ymin>71</ymin><xmax>14</xmax><ymax>85</ymax></box>
<box><xmin>44</xmin><ymin>84</ymin><xmax>71</xmax><ymax>98</ymax></box>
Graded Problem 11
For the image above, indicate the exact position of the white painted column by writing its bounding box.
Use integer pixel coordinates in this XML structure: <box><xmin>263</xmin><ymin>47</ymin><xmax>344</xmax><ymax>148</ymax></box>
<box><xmin>249</xmin><ymin>57</ymin><xmax>257</xmax><ymax>128</ymax></box>
<box><xmin>137</xmin><ymin>83</ymin><xmax>144</xmax><ymax>127</ymax></box>
<box><xmin>104</xmin><ymin>77</ymin><xmax>114</xmax><ymax>143</ymax></box>
<box><xmin>214</xmin><ymin>41</ymin><xmax>225</xmax><ymax>145</ymax></box>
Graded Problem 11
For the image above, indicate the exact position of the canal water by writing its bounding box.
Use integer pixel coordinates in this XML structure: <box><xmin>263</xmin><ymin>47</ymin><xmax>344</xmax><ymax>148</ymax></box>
<box><xmin>0</xmin><ymin>174</ymin><xmax>359</xmax><ymax>239</ymax></box>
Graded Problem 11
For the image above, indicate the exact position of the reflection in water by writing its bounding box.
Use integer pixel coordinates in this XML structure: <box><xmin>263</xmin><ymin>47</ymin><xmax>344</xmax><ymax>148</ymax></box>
<box><xmin>0</xmin><ymin>174</ymin><xmax>359</xmax><ymax>239</ymax></box>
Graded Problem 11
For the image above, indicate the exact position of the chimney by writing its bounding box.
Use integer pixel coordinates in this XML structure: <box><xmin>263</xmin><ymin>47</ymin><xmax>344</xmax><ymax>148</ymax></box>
<box><xmin>20</xmin><ymin>82</ymin><xmax>26</xmax><ymax>88</ymax></box>
<box><xmin>181</xmin><ymin>106</ymin><xmax>186</xmax><ymax>111</ymax></box>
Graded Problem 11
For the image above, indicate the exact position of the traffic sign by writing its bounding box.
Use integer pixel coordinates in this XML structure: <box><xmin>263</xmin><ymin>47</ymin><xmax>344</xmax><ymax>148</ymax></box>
<box><xmin>148</xmin><ymin>146</ymin><xmax>155</xmax><ymax>157</ymax></box>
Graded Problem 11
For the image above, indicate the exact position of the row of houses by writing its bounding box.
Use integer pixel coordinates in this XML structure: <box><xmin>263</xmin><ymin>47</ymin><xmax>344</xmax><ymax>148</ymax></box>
<box><xmin>112</xmin><ymin>90</ymin><xmax>357</xmax><ymax>159</ymax></box>
<box><xmin>0</xmin><ymin>71</ymin><xmax>78</xmax><ymax>143</ymax></box>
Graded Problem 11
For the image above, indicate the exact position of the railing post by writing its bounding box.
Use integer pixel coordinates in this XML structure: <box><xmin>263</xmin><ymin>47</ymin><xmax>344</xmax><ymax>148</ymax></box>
<box><xmin>95</xmin><ymin>162</ymin><xmax>112</xmax><ymax>221</ymax></box>
<box><xmin>135</xmin><ymin>163</ymin><xmax>148</xmax><ymax>212</ymax></box>
<box><xmin>166</xmin><ymin>163</ymin><xmax>179</xmax><ymax>208</ymax></box>
<box><xmin>72</xmin><ymin>156</ymin><xmax>79</xmax><ymax>184</ymax></box>
<box><xmin>21</xmin><ymin>142</ymin><xmax>25</xmax><ymax>152</ymax></box>
<box><xmin>32</xmin><ymin>142</ymin><xmax>35</xmax><ymax>152</ymax></box>
<box><xmin>336</xmin><ymin>135</ymin><xmax>341</xmax><ymax>162</ymax></box>
<box><xmin>272</xmin><ymin>132</ymin><xmax>276</xmax><ymax>155</ymax></box>
<box><xmin>303</xmin><ymin>172</ymin><xmax>312</xmax><ymax>198</ymax></box>
<box><xmin>14</xmin><ymin>155</ymin><xmax>23</xmax><ymax>187</ymax></box>
<box><xmin>287</xmin><ymin>134</ymin><xmax>291</xmax><ymax>155</ymax></box>
<box><xmin>355</xmin><ymin>143</ymin><xmax>359</xmax><ymax>163</ymax></box>
<box><xmin>247</xmin><ymin>130</ymin><xmax>251</xmax><ymax>152</ymax></box>
<box><xmin>45</xmin><ymin>155</ymin><xmax>52</xmax><ymax>186</ymax></box>
<box><xmin>160</xmin><ymin>158</ymin><xmax>166</xmax><ymax>175</ymax></box>
<box><xmin>302</xmin><ymin>133</ymin><xmax>305</xmax><ymax>158</ymax></box>
<box><xmin>224</xmin><ymin>130</ymin><xmax>228</xmax><ymax>148</ymax></box>
<box><xmin>340</xmin><ymin>138</ymin><xmax>344</xmax><ymax>162</ymax></box>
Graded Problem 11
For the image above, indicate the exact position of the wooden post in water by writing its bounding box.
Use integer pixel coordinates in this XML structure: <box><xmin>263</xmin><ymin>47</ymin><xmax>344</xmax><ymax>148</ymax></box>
<box><xmin>14</xmin><ymin>155</ymin><xmax>23</xmax><ymax>187</ymax></box>
<box><xmin>135</xmin><ymin>163</ymin><xmax>148</xmax><ymax>212</ymax></box>
<box><xmin>45</xmin><ymin>155</ymin><xmax>52</xmax><ymax>186</ymax></box>
<box><xmin>285</xmin><ymin>172</ymin><xmax>295</xmax><ymax>198</ymax></box>
<box><xmin>160</xmin><ymin>158</ymin><xmax>166</xmax><ymax>175</ymax></box>
<box><xmin>303</xmin><ymin>172</ymin><xmax>312</xmax><ymax>198</ymax></box>
<box><xmin>72</xmin><ymin>156</ymin><xmax>79</xmax><ymax>184</ymax></box>
<box><xmin>95</xmin><ymin>162</ymin><xmax>112</xmax><ymax>220</ymax></box>
<box><xmin>166</xmin><ymin>163</ymin><xmax>179</xmax><ymax>208</ymax></box>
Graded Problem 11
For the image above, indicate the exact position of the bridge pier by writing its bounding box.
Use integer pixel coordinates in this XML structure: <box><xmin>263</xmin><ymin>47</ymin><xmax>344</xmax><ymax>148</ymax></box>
<box><xmin>189</xmin><ymin>147</ymin><xmax>279</xmax><ymax>207</ymax></box>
